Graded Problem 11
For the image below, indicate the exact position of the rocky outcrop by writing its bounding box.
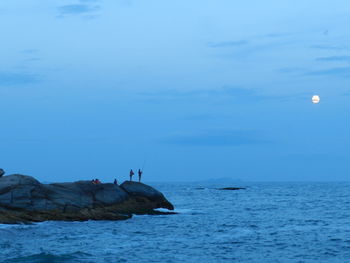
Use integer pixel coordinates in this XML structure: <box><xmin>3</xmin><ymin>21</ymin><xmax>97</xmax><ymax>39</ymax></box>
<box><xmin>120</xmin><ymin>181</ymin><xmax>174</xmax><ymax>211</ymax></box>
<box><xmin>0</xmin><ymin>174</ymin><xmax>174</xmax><ymax>224</ymax></box>
<box><xmin>0</xmin><ymin>169</ymin><xmax>5</xmax><ymax>177</ymax></box>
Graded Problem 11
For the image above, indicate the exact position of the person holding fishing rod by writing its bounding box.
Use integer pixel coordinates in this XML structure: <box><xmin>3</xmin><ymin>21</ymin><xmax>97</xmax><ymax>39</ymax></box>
<box><xmin>138</xmin><ymin>158</ymin><xmax>146</xmax><ymax>183</ymax></box>
<box><xmin>138</xmin><ymin>169</ymin><xmax>143</xmax><ymax>182</ymax></box>
<box><xmin>129</xmin><ymin>169</ymin><xmax>134</xmax><ymax>181</ymax></box>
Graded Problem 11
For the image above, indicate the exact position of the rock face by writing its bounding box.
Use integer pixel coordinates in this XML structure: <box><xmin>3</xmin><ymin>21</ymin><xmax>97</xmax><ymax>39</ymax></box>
<box><xmin>0</xmin><ymin>174</ymin><xmax>174</xmax><ymax>224</ymax></box>
<box><xmin>120</xmin><ymin>181</ymin><xmax>174</xmax><ymax>211</ymax></box>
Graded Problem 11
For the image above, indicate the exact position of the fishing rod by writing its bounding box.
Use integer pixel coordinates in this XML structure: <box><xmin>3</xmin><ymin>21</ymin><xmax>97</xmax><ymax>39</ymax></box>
<box><xmin>141</xmin><ymin>159</ymin><xmax>147</xmax><ymax>172</ymax></box>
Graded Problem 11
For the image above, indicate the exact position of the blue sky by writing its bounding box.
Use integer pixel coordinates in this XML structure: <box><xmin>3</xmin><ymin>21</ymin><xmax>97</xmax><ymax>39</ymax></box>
<box><xmin>1</xmin><ymin>0</ymin><xmax>350</xmax><ymax>182</ymax></box>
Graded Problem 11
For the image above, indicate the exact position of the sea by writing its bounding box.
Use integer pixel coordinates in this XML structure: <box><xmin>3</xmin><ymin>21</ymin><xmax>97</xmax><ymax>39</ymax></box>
<box><xmin>1</xmin><ymin>182</ymin><xmax>350</xmax><ymax>263</ymax></box>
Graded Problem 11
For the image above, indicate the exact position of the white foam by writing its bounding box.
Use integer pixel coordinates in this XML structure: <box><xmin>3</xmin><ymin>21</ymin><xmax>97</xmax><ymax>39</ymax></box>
<box><xmin>154</xmin><ymin>208</ymin><xmax>194</xmax><ymax>214</ymax></box>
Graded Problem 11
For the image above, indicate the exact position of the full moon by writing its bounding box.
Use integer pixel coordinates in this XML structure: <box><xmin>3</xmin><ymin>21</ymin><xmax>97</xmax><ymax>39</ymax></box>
<box><xmin>312</xmin><ymin>95</ymin><xmax>320</xmax><ymax>104</ymax></box>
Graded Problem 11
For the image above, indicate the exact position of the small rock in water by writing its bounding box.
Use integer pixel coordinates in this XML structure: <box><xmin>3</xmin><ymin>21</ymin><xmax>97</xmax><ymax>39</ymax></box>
<box><xmin>218</xmin><ymin>187</ymin><xmax>246</xmax><ymax>190</ymax></box>
<box><xmin>0</xmin><ymin>169</ymin><xmax>4</xmax><ymax>177</ymax></box>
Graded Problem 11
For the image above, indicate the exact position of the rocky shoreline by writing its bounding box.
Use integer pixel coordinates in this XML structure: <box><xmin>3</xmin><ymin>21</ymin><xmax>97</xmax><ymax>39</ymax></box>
<box><xmin>0</xmin><ymin>174</ymin><xmax>174</xmax><ymax>224</ymax></box>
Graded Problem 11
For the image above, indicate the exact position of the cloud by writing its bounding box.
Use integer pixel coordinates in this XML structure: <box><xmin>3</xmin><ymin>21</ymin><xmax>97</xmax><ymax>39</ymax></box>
<box><xmin>315</xmin><ymin>56</ymin><xmax>350</xmax><ymax>62</ymax></box>
<box><xmin>208</xmin><ymin>40</ymin><xmax>249</xmax><ymax>48</ymax></box>
<box><xmin>116</xmin><ymin>0</ymin><xmax>133</xmax><ymax>6</ymax></box>
<box><xmin>207</xmin><ymin>32</ymin><xmax>291</xmax><ymax>49</ymax></box>
<box><xmin>0</xmin><ymin>72</ymin><xmax>39</xmax><ymax>86</ymax></box>
<box><xmin>141</xmin><ymin>86</ymin><xmax>252</xmax><ymax>97</ymax></box>
<box><xmin>140</xmin><ymin>86</ymin><xmax>307</xmax><ymax>103</ymax></box>
<box><xmin>214</xmin><ymin>86</ymin><xmax>255</xmax><ymax>96</ymax></box>
<box><xmin>305</xmin><ymin>67</ymin><xmax>350</xmax><ymax>77</ymax></box>
<box><xmin>21</xmin><ymin>49</ymin><xmax>38</xmax><ymax>54</ymax></box>
<box><xmin>24</xmin><ymin>58</ymin><xmax>41</xmax><ymax>62</ymax></box>
<box><xmin>283</xmin><ymin>153</ymin><xmax>346</xmax><ymax>162</ymax></box>
<box><xmin>282</xmin><ymin>64</ymin><xmax>350</xmax><ymax>78</ymax></box>
<box><xmin>58</xmin><ymin>4</ymin><xmax>100</xmax><ymax>16</ymax></box>
<box><xmin>139</xmin><ymin>86</ymin><xmax>256</xmax><ymax>104</ymax></box>
<box><xmin>214</xmin><ymin>87</ymin><xmax>308</xmax><ymax>102</ymax></box>
<box><xmin>261</xmin><ymin>33</ymin><xmax>291</xmax><ymax>38</ymax></box>
<box><xmin>1</xmin><ymin>136</ymin><xmax>109</xmax><ymax>143</ymax></box>
<box><xmin>184</xmin><ymin>114</ymin><xmax>215</xmax><ymax>121</ymax></box>
<box><xmin>208</xmin><ymin>39</ymin><xmax>294</xmax><ymax>59</ymax></box>
<box><xmin>207</xmin><ymin>32</ymin><xmax>294</xmax><ymax>59</ymax></box>
<box><xmin>310</xmin><ymin>44</ymin><xmax>348</xmax><ymax>51</ymax></box>
<box><xmin>278</xmin><ymin>67</ymin><xmax>306</xmax><ymax>74</ymax></box>
<box><xmin>162</xmin><ymin>129</ymin><xmax>270</xmax><ymax>147</ymax></box>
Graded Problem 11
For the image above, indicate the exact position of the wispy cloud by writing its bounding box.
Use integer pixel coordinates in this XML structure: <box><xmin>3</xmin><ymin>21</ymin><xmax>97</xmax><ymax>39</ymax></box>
<box><xmin>21</xmin><ymin>49</ymin><xmax>38</xmax><ymax>54</ymax></box>
<box><xmin>116</xmin><ymin>0</ymin><xmax>133</xmax><ymax>6</ymax></box>
<box><xmin>0</xmin><ymin>72</ymin><xmax>39</xmax><ymax>86</ymax></box>
<box><xmin>140</xmin><ymin>86</ymin><xmax>307</xmax><ymax>103</ymax></box>
<box><xmin>162</xmin><ymin>129</ymin><xmax>270</xmax><ymax>147</ymax></box>
<box><xmin>310</xmin><ymin>44</ymin><xmax>349</xmax><ymax>51</ymax></box>
<box><xmin>57</xmin><ymin>0</ymin><xmax>101</xmax><ymax>17</ymax></box>
<box><xmin>24</xmin><ymin>58</ymin><xmax>41</xmax><ymax>62</ymax></box>
<box><xmin>20</xmin><ymin>49</ymin><xmax>40</xmax><ymax>64</ymax></box>
<box><xmin>184</xmin><ymin>114</ymin><xmax>215</xmax><ymax>121</ymax></box>
<box><xmin>278</xmin><ymin>67</ymin><xmax>306</xmax><ymax>74</ymax></box>
<box><xmin>305</xmin><ymin>67</ymin><xmax>350</xmax><ymax>77</ymax></box>
<box><xmin>0</xmin><ymin>136</ymin><xmax>109</xmax><ymax>143</ymax></box>
<box><xmin>207</xmin><ymin>32</ymin><xmax>294</xmax><ymax>59</ymax></box>
<box><xmin>140</xmin><ymin>86</ymin><xmax>255</xmax><ymax>102</ymax></box>
<box><xmin>315</xmin><ymin>56</ymin><xmax>350</xmax><ymax>62</ymax></box>
<box><xmin>281</xmin><ymin>64</ymin><xmax>350</xmax><ymax>78</ymax></box>
<box><xmin>208</xmin><ymin>39</ymin><xmax>294</xmax><ymax>59</ymax></box>
<box><xmin>260</xmin><ymin>33</ymin><xmax>292</xmax><ymax>39</ymax></box>
<box><xmin>58</xmin><ymin>4</ymin><xmax>100</xmax><ymax>15</ymax></box>
<box><xmin>208</xmin><ymin>32</ymin><xmax>291</xmax><ymax>49</ymax></box>
<box><xmin>208</xmin><ymin>40</ymin><xmax>248</xmax><ymax>48</ymax></box>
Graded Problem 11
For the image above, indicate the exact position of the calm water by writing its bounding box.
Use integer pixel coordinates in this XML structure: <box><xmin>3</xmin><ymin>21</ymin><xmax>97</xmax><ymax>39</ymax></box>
<box><xmin>1</xmin><ymin>182</ymin><xmax>350</xmax><ymax>263</ymax></box>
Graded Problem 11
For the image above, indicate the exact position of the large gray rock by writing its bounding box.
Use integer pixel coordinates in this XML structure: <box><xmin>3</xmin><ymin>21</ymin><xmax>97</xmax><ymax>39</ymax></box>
<box><xmin>0</xmin><ymin>174</ymin><xmax>174</xmax><ymax>224</ymax></box>
<box><xmin>0</xmin><ymin>175</ymin><xmax>41</xmax><ymax>209</ymax></box>
<box><xmin>0</xmin><ymin>175</ymin><xmax>129</xmax><ymax>212</ymax></box>
<box><xmin>120</xmin><ymin>181</ymin><xmax>174</xmax><ymax>210</ymax></box>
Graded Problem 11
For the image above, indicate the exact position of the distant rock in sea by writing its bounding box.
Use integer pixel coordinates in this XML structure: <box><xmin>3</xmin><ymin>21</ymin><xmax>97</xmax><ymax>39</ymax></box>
<box><xmin>217</xmin><ymin>187</ymin><xmax>246</xmax><ymax>190</ymax></box>
<box><xmin>194</xmin><ymin>177</ymin><xmax>243</xmax><ymax>184</ymax></box>
<box><xmin>0</xmin><ymin>174</ymin><xmax>174</xmax><ymax>224</ymax></box>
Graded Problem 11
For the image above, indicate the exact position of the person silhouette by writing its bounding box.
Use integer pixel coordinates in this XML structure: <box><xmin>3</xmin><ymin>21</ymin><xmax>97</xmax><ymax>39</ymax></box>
<box><xmin>138</xmin><ymin>169</ymin><xmax>143</xmax><ymax>182</ymax></box>
<box><xmin>129</xmin><ymin>169</ymin><xmax>134</xmax><ymax>181</ymax></box>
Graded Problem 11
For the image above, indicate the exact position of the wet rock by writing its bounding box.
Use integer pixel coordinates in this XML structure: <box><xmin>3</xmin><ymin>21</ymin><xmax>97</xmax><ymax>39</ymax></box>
<box><xmin>0</xmin><ymin>169</ymin><xmax>5</xmax><ymax>177</ymax></box>
<box><xmin>120</xmin><ymin>181</ymin><xmax>174</xmax><ymax>211</ymax></box>
<box><xmin>0</xmin><ymin>174</ymin><xmax>175</xmax><ymax>224</ymax></box>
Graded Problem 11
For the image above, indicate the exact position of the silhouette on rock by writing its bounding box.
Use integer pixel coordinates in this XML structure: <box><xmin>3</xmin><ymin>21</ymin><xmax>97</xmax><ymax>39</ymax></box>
<box><xmin>0</xmin><ymin>174</ymin><xmax>174</xmax><ymax>224</ymax></box>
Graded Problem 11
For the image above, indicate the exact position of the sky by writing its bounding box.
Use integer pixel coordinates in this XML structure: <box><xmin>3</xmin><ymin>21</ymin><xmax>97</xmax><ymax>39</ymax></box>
<box><xmin>1</xmin><ymin>0</ymin><xmax>350</xmax><ymax>182</ymax></box>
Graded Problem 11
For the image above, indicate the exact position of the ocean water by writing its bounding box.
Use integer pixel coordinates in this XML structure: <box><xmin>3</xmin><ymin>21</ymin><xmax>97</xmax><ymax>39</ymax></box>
<box><xmin>1</xmin><ymin>182</ymin><xmax>350</xmax><ymax>263</ymax></box>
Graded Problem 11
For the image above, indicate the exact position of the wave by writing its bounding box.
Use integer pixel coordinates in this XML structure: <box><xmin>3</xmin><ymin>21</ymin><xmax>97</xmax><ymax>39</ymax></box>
<box><xmin>154</xmin><ymin>208</ymin><xmax>196</xmax><ymax>214</ymax></box>
<box><xmin>1</xmin><ymin>252</ymin><xmax>93</xmax><ymax>263</ymax></box>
